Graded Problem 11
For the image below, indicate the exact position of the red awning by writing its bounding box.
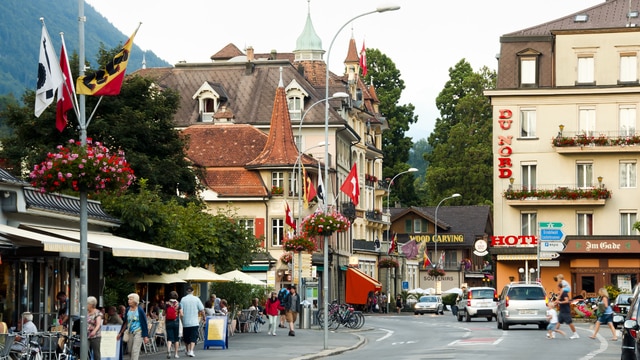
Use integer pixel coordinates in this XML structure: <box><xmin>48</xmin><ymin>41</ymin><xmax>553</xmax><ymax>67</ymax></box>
<box><xmin>345</xmin><ymin>267</ymin><xmax>382</xmax><ymax>305</ymax></box>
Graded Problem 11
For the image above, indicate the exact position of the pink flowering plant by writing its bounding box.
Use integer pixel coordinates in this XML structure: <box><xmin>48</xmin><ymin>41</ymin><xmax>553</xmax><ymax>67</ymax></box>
<box><xmin>300</xmin><ymin>209</ymin><xmax>351</xmax><ymax>237</ymax></box>
<box><xmin>282</xmin><ymin>234</ymin><xmax>317</xmax><ymax>253</ymax></box>
<box><xmin>280</xmin><ymin>252</ymin><xmax>293</xmax><ymax>264</ymax></box>
<box><xmin>29</xmin><ymin>138</ymin><xmax>135</xmax><ymax>194</ymax></box>
<box><xmin>378</xmin><ymin>258</ymin><xmax>399</xmax><ymax>268</ymax></box>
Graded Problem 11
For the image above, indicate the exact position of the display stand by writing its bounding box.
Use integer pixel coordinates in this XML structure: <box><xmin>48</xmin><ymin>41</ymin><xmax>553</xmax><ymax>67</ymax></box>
<box><xmin>202</xmin><ymin>315</ymin><xmax>227</xmax><ymax>350</ymax></box>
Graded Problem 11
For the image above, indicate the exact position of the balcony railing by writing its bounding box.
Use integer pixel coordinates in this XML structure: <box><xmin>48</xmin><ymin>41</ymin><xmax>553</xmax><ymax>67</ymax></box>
<box><xmin>504</xmin><ymin>184</ymin><xmax>611</xmax><ymax>206</ymax></box>
<box><xmin>552</xmin><ymin>131</ymin><xmax>640</xmax><ymax>153</ymax></box>
<box><xmin>365</xmin><ymin>210</ymin><xmax>383</xmax><ymax>221</ymax></box>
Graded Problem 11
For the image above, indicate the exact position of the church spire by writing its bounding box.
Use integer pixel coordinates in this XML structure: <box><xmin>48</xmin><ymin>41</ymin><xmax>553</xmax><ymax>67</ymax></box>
<box><xmin>294</xmin><ymin>0</ymin><xmax>325</xmax><ymax>62</ymax></box>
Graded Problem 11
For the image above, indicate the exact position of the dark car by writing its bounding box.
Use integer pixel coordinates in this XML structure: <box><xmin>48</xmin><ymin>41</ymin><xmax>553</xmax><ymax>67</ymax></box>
<box><xmin>614</xmin><ymin>294</ymin><xmax>634</xmax><ymax>328</ymax></box>
<box><xmin>621</xmin><ymin>292</ymin><xmax>640</xmax><ymax>360</ymax></box>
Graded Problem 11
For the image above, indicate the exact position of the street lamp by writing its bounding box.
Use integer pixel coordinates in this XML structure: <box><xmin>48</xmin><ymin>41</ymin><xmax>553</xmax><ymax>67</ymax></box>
<box><xmin>433</xmin><ymin>194</ymin><xmax>461</xmax><ymax>269</ymax></box>
<box><xmin>323</xmin><ymin>5</ymin><xmax>400</xmax><ymax>349</ymax></box>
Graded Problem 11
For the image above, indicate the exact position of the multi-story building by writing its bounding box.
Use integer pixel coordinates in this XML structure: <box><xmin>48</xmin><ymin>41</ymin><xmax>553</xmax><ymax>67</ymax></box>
<box><xmin>487</xmin><ymin>0</ymin><xmax>640</xmax><ymax>296</ymax></box>
<box><xmin>135</xmin><ymin>6</ymin><xmax>388</xmax><ymax>301</ymax></box>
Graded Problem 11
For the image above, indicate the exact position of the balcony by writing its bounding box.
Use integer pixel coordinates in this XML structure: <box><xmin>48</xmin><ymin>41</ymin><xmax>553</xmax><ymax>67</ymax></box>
<box><xmin>552</xmin><ymin>131</ymin><xmax>640</xmax><ymax>154</ymax></box>
<box><xmin>504</xmin><ymin>185</ymin><xmax>611</xmax><ymax>206</ymax></box>
<box><xmin>365</xmin><ymin>210</ymin><xmax>383</xmax><ymax>222</ymax></box>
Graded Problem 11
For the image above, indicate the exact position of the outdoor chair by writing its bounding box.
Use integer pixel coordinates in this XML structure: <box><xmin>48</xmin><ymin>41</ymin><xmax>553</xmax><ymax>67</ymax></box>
<box><xmin>143</xmin><ymin>321</ymin><xmax>159</xmax><ymax>354</ymax></box>
<box><xmin>0</xmin><ymin>334</ymin><xmax>16</xmax><ymax>360</ymax></box>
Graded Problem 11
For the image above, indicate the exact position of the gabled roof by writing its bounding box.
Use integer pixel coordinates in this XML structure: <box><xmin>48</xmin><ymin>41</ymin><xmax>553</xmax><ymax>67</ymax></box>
<box><xmin>210</xmin><ymin>43</ymin><xmax>244</xmax><ymax>61</ymax></box>
<box><xmin>202</xmin><ymin>168</ymin><xmax>267</xmax><ymax>197</ymax></box>
<box><xmin>182</xmin><ymin>124</ymin><xmax>267</xmax><ymax>167</ymax></box>
<box><xmin>503</xmin><ymin>0</ymin><xmax>637</xmax><ymax>38</ymax></box>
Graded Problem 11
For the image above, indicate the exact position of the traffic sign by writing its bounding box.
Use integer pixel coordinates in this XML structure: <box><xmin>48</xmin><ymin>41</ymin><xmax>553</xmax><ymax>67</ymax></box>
<box><xmin>540</xmin><ymin>251</ymin><xmax>560</xmax><ymax>259</ymax></box>
<box><xmin>541</xmin><ymin>241</ymin><xmax>566</xmax><ymax>252</ymax></box>
<box><xmin>540</xmin><ymin>228</ymin><xmax>565</xmax><ymax>241</ymax></box>
<box><xmin>540</xmin><ymin>260</ymin><xmax>560</xmax><ymax>267</ymax></box>
<box><xmin>539</xmin><ymin>222</ymin><xmax>563</xmax><ymax>228</ymax></box>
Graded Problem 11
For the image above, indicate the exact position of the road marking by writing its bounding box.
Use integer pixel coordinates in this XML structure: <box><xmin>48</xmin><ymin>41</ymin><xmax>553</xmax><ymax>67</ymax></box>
<box><xmin>376</xmin><ymin>328</ymin><xmax>393</xmax><ymax>342</ymax></box>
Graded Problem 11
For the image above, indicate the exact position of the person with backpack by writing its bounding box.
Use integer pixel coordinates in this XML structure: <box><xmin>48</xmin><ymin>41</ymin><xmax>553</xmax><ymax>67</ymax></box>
<box><xmin>165</xmin><ymin>291</ymin><xmax>182</xmax><ymax>359</ymax></box>
<box><xmin>278</xmin><ymin>286</ymin><xmax>290</xmax><ymax>328</ymax></box>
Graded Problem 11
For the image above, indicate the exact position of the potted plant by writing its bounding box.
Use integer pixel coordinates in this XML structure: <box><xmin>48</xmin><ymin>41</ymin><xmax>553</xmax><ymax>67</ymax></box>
<box><xmin>29</xmin><ymin>138</ymin><xmax>135</xmax><ymax>194</ymax></box>
<box><xmin>428</xmin><ymin>268</ymin><xmax>446</xmax><ymax>277</ymax></box>
<box><xmin>300</xmin><ymin>209</ymin><xmax>351</xmax><ymax>237</ymax></box>
<box><xmin>378</xmin><ymin>257</ymin><xmax>399</xmax><ymax>268</ymax></box>
<box><xmin>271</xmin><ymin>186</ymin><xmax>284</xmax><ymax>195</ymax></box>
<box><xmin>280</xmin><ymin>252</ymin><xmax>293</xmax><ymax>264</ymax></box>
<box><xmin>282</xmin><ymin>234</ymin><xmax>317</xmax><ymax>253</ymax></box>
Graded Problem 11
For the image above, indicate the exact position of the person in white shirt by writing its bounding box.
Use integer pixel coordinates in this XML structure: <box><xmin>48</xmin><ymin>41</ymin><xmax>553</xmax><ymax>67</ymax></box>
<box><xmin>11</xmin><ymin>312</ymin><xmax>38</xmax><ymax>356</ymax></box>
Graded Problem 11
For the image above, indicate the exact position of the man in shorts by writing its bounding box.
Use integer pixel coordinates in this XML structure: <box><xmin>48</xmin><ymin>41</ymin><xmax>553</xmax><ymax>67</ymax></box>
<box><xmin>556</xmin><ymin>283</ymin><xmax>579</xmax><ymax>339</ymax></box>
<box><xmin>180</xmin><ymin>286</ymin><xmax>204</xmax><ymax>357</ymax></box>
<box><xmin>284</xmin><ymin>285</ymin><xmax>300</xmax><ymax>336</ymax></box>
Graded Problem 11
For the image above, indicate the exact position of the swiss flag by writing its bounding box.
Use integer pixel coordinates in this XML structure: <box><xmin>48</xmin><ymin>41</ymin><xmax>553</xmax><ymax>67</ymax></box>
<box><xmin>56</xmin><ymin>39</ymin><xmax>75</xmax><ymax>132</ymax></box>
<box><xmin>340</xmin><ymin>163</ymin><xmax>360</xmax><ymax>206</ymax></box>
<box><xmin>285</xmin><ymin>201</ymin><xmax>295</xmax><ymax>229</ymax></box>
<box><xmin>388</xmin><ymin>232</ymin><xmax>397</xmax><ymax>255</ymax></box>
<box><xmin>359</xmin><ymin>41</ymin><xmax>367</xmax><ymax>77</ymax></box>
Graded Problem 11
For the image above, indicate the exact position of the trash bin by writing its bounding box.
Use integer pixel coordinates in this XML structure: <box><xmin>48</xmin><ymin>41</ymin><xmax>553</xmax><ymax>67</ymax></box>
<box><xmin>300</xmin><ymin>304</ymin><xmax>311</xmax><ymax>329</ymax></box>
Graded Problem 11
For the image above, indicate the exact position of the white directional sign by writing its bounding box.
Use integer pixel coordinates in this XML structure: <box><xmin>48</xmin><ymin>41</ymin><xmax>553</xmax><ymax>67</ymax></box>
<box><xmin>541</xmin><ymin>241</ymin><xmax>566</xmax><ymax>252</ymax></box>
<box><xmin>540</xmin><ymin>251</ymin><xmax>560</xmax><ymax>259</ymax></box>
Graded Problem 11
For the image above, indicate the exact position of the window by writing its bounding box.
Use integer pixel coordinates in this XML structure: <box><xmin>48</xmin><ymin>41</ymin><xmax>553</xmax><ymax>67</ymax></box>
<box><xmin>288</xmin><ymin>96</ymin><xmax>303</xmax><ymax>121</ymax></box>
<box><xmin>444</xmin><ymin>251</ymin><xmax>458</xmax><ymax>269</ymax></box>
<box><xmin>405</xmin><ymin>219</ymin><xmax>412</xmax><ymax>233</ymax></box>
<box><xmin>521</xmin><ymin>163</ymin><xmax>537</xmax><ymax>190</ymax></box>
<box><xmin>520</xmin><ymin>58</ymin><xmax>537</xmax><ymax>86</ymax></box>
<box><xmin>620</xmin><ymin>161</ymin><xmax>637</xmax><ymax>188</ymax></box>
<box><xmin>579</xmin><ymin>107</ymin><xmax>596</xmax><ymax>136</ymax></box>
<box><xmin>620</xmin><ymin>105</ymin><xmax>637</xmax><ymax>136</ymax></box>
<box><xmin>289</xmin><ymin>171</ymin><xmax>299</xmax><ymax>196</ymax></box>
<box><xmin>414</xmin><ymin>219</ymin><xmax>422</xmax><ymax>233</ymax></box>
<box><xmin>520</xmin><ymin>109</ymin><xmax>537</xmax><ymax>138</ymax></box>
<box><xmin>272</xmin><ymin>218</ymin><xmax>285</xmax><ymax>246</ymax></box>
<box><xmin>620</xmin><ymin>212</ymin><xmax>637</xmax><ymax>235</ymax></box>
<box><xmin>238</xmin><ymin>219</ymin><xmax>255</xmax><ymax>235</ymax></box>
<box><xmin>577</xmin><ymin>213</ymin><xmax>593</xmax><ymax>235</ymax></box>
<box><xmin>521</xmin><ymin>212</ymin><xmax>537</xmax><ymax>236</ymax></box>
<box><xmin>577</xmin><ymin>56</ymin><xmax>595</xmax><ymax>84</ymax></box>
<box><xmin>272</xmin><ymin>172</ymin><xmax>284</xmax><ymax>188</ymax></box>
<box><xmin>576</xmin><ymin>162</ymin><xmax>593</xmax><ymax>188</ymax></box>
<box><xmin>405</xmin><ymin>219</ymin><xmax>428</xmax><ymax>233</ymax></box>
<box><xmin>620</xmin><ymin>54</ymin><xmax>638</xmax><ymax>83</ymax></box>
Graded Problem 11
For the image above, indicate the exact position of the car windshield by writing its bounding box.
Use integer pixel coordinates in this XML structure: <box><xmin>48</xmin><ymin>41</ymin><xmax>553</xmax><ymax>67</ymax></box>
<box><xmin>616</xmin><ymin>294</ymin><xmax>632</xmax><ymax>304</ymax></box>
<box><xmin>507</xmin><ymin>287</ymin><xmax>545</xmax><ymax>300</ymax></box>
<box><xmin>471</xmin><ymin>290</ymin><xmax>494</xmax><ymax>299</ymax></box>
<box><xmin>419</xmin><ymin>296</ymin><xmax>437</xmax><ymax>303</ymax></box>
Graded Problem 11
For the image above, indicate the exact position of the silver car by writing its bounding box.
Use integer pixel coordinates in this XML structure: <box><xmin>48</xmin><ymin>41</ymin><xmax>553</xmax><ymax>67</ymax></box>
<box><xmin>496</xmin><ymin>282</ymin><xmax>548</xmax><ymax>330</ymax></box>
<box><xmin>413</xmin><ymin>295</ymin><xmax>444</xmax><ymax>315</ymax></box>
<box><xmin>457</xmin><ymin>286</ymin><xmax>498</xmax><ymax>322</ymax></box>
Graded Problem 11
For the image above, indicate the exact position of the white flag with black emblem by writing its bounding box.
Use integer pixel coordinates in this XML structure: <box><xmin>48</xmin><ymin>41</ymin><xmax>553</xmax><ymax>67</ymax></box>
<box><xmin>317</xmin><ymin>161</ymin><xmax>325</xmax><ymax>204</ymax></box>
<box><xmin>35</xmin><ymin>22</ymin><xmax>64</xmax><ymax>117</ymax></box>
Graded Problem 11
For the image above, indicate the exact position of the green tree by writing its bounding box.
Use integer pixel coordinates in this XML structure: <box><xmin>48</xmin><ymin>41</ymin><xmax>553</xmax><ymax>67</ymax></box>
<box><xmin>364</xmin><ymin>48</ymin><xmax>419</xmax><ymax>206</ymax></box>
<box><xmin>425</xmin><ymin>59</ymin><xmax>495</xmax><ymax>205</ymax></box>
<box><xmin>409</xmin><ymin>139</ymin><xmax>432</xmax><ymax>202</ymax></box>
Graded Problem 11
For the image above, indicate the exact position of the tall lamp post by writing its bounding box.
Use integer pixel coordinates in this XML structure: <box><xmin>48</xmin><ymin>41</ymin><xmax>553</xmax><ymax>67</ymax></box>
<box><xmin>433</xmin><ymin>194</ymin><xmax>461</xmax><ymax>269</ymax></box>
<box><xmin>323</xmin><ymin>5</ymin><xmax>400</xmax><ymax>349</ymax></box>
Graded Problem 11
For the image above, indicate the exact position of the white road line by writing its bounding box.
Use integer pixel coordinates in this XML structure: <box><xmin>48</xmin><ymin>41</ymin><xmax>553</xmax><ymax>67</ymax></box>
<box><xmin>376</xmin><ymin>328</ymin><xmax>393</xmax><ymax>342</ymax></box>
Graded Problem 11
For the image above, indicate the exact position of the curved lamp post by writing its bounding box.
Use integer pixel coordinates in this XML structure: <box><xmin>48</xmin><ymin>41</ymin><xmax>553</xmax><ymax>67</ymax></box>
<box><xmin>323</xmin><ymin>5</ymin><xmax>400</xmax><ymax>349</ymax></box>
<box><xmin>433</xmin><ymin>193</ymin><xmax>461</xmax><ymax>269</ymax></box>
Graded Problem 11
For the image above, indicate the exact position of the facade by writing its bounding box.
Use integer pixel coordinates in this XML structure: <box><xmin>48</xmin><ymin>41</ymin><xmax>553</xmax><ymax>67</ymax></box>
<box><xmin>135</xmin><ymin>6</ymin><xmax>388</xmax><ymax>300</ymax></box>
<box><xmin>487</xmin><ymin>0</ymin><xmax>640</xmax><ymax>296</ymax></box>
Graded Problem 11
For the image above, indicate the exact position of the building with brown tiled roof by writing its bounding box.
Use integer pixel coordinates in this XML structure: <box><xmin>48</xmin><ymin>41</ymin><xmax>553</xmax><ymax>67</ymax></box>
<box><xmin>135</xmin><ymin>4</ymin><xmax>388</xmax><ymax>295</ymax></box>
<box><xmin>486</xmin><ymin>0</ymin><xmax>640</xmax><ymax>298</ymax></box>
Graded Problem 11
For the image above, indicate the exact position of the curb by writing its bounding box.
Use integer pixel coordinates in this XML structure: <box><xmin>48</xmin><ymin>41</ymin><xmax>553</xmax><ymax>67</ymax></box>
<box><xmin>292</xmin><ymin>332</ymin><xmax>366</xmax><ymax>360</ymax></box>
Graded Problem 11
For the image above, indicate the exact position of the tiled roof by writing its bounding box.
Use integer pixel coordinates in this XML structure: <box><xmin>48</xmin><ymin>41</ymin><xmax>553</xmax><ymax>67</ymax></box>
<box><xmin>23</xmin><ymin>188</ymin><xmax>120</xmax><ymax>223</ymax></box>
<box><xmin>503</xmin><ymin>0</ymin><xmax>636</xmax><ymax>37</ymax></box>
<box><xmin>202</xmin><ymin>168</ymin><xmax>267</xmax><ymax>197</ymax></box>
<box><xmin>182</xmin><ymin>124</ymin><xmax>267</xmax><ymax>167</ymax></box>
<box><xmin>211</xmin><ymin>43</ymin><xmax>244</xmax><ymax>61</ymax></box>
<box><xmin>344</xmin><ymin>37</ymin><xmax>360</xmax><ymax>63</ymax></box>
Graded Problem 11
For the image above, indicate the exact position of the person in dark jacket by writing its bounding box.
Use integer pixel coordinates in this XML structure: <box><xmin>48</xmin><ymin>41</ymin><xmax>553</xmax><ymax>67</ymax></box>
<box><xmin>283</xmin><ymin>285</ymin><xmax>300</xmax><ymax>336</ymax></box>
<box><xmin>117</xmin><ymin>293</ymin><xmax>149</xmax><ymax>360</ymax></box>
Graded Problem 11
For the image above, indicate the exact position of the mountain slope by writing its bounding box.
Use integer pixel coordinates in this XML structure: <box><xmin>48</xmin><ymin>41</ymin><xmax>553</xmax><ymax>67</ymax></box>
<box><xmin>0</xmin><ymin>0</ymin><xmax>170</xmax><ymax>98</ymax></box>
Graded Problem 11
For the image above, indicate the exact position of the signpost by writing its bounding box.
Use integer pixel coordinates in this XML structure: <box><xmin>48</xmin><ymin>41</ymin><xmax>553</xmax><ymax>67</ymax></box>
<box><xmin>538</xmin><ymin>222</ymin><xmax>565</xmax><ymax>282</ymax></box>
<box><xmin>540</xmin><ymin>229</ymin><xmax>565</xmax><ymax>241</ymax></box>
<box><xmin>540</xmin><ymin>251</ymin><xmax>560</xmax><ymax>259</ymax></box>
<box><xmin>540</xmin><ymin>241</ymin><xmax>566</xmax><ymax>252</ymax></box>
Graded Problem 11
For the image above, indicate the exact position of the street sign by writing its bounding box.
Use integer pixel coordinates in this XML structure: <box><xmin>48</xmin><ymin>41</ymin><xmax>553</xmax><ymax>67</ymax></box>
<box><xmin>541</xmin><ymin>241</ymin><xmax>566</xmax><ymax>252</ymax></box>
<box><xmin>540</xmin><ymin>251</ymin><xmax>560</xmax><ymax>259</ymax></box>
<box><xmin>540</xmin><ymin>228</ymin><xmax>564</xmax><ymax>241</ymax></box>
<box><xmin>539</xmin><ymin>222</ymin><xmax>563</xmax><ymax>228</ymax></box>
<box><xmin>540</xmin><ymin>260</ymin><xmax>560</xmax><ymax>267</ymax></box>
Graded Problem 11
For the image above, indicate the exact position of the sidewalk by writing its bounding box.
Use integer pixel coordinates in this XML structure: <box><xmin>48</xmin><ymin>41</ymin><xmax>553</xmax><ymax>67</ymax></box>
<box><xmin>141</xmin><ymin>324</ymin><xmax>365</xmax><ymax>360</ymax></box>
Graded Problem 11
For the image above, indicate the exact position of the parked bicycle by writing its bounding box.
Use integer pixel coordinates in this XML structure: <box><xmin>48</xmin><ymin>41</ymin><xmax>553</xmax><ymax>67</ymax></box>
<box><xmin>56</xmin><ymin>334</ymin><xmax>80</xmax><ymax>360</ymax></box>
<box><xmin>317</xmin><ymin>300</ymin><xmax>365</xmax><ymax>330</ymax></box>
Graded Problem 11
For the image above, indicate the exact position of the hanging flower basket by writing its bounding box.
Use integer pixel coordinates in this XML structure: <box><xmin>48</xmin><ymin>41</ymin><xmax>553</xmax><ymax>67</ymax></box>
<box><xmin>378</xmin><ymin>258</ymin><xmax>399</xmax><ymax>268</ymax></box>
<box><xmin>282</xmin><ymin>234</ymin><xmax>317</xmax><ymax>253</ymax></box>
<box><xmin>428</xmin><ymin>268</ymin><xmax>446</xmax><ymax>277</ymax></box>
<box><xmin>300</xmin><ymin>210</ymin><xmax>351</xmax><ymax>237</ymax></box>
<box><xmin>29</xmin><ymin>138</ymin><xmax>135</xmax><ymax>194</ymax></box>
<box><xmin>280</xmin><ymin>252</ymin><xmax>293</xmax><ymax>264</ymax></box>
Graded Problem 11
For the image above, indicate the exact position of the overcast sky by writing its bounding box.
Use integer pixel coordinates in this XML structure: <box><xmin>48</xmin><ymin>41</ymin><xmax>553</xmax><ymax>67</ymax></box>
<box><xmin>86</xmin><ymin>0</ymin><xmax>603</xmax><ymax>141</ymax></box>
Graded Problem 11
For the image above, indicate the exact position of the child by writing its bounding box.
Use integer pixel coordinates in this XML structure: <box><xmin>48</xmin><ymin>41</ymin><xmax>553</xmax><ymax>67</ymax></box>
<box><xmin>546</xmin><ymin>300</ymin><xmax>565</xmax><ymax>339</ymax></box>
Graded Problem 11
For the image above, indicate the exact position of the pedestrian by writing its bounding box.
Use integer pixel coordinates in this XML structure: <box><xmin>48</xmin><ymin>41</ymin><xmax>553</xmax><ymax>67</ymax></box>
<box><xmin>165</xmin><ymin>291</ymin><xmax>182</xmax><ymax>359</ymax></box>
<box><xmin>283</xmin><ymin>285</ymin><xmax>301</xmax><ymax>336</ymax></box>
<box><xmin>556</xmin><ymin>274</ymin><xmax>571</xmax><ymax>294</ymax></box>
<box><xmin>381</xmin><ymin>292</ymin><xmax>388</xmax><ymax>313</ymax></box>
<box><xmin>87</xmin><ymin>296</ymin><xmax>103</xmax><ymax>360</ymax></box>
<box><xmin>106</xmin><ymin>306</ymin><xmax>123</xmax><ymax>325</ymax></box>
<box><xmin>210</xmin><ymin>294</ymin><xmax>221</xmax><ymax>313</ymax></box>
<box><xmin>265</xmin><ymin>291</ymin><xmax>280</xmax><ymax>336</ymax></box>
<box><xmin>589</xmin><ymin>287</ymin><xmax>618</xmax><ymax>341</ymax></box>
<box><xmin>546</xmin><ymin>300</ymin><xmax>565</xmax><ymax>339</ymax></box>
<box><xmin>117</xmin><ymin>293</ymin><xmax>150</xmax><ymax>360</ymax></box>
<box><xmin>57</xmin><ymin>291</ymin><xmax>70</xmax><ymax>327</ymax></box>
<box><xmin>556</xmin><ymin>283</ymin><xmax>579</xmax><ymax>339</ymax></box>
<box><xmin>278</xmin><ymin>286</ymin><xmax>290</xmax><ymax>328</ymax></box>
<box><xmin>395</xmin><ymin>295</ymin><xmax>403</xmax><ymax>314</ymax></box>
<box><xmin>180</xmin><ymin>285</ymin><xmax>204</xmax><ymax>357</ymax></box>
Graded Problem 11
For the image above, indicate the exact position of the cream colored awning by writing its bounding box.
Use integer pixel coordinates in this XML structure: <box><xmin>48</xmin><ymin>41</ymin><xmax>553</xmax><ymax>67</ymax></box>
<box><xmin>497</xmin><ymin>254</ymin><xmax>556</xmax><ymax>260</ymax></box>
<box><xmin>0</xmin><ymin>224</ymin><xmax>79</xmax><ymax>253</ymax></box>
<box><xmin>22</xmin><ymin>225</ymin><xmax>189</xmax><ymax>260</ymax></box>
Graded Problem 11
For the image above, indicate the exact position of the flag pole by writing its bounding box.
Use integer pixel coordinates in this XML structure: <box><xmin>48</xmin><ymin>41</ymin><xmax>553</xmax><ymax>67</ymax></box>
<box><xmin>77</xmin><ymin>1</ymin><xmax>89</xmax><ymax>359</ymax></box>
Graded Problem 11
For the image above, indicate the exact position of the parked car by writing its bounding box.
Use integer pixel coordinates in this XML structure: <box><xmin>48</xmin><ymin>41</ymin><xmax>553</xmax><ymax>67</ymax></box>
<box><xmin>496</xmin><ymin>282</ymin><xmax>548</xmax><ymax>330</ymax></box>
<box><xmin>621</xmin><ymin>292</ymin><xmax>640</xmax><ymax>360</ymax></box>
<box><xmin>456</xmin><ymin>286</ymin><xmax>497</xmax><ymax>322</ymax></box>
<box><xmin>614</xmin><ymin>293</ymin><xmax>634</xmax><ymax>328</ymax></box>
<box><xmin>413</xmin><ymin>295</ymin><xmax>444</xmax><ymax>315</ymax></box>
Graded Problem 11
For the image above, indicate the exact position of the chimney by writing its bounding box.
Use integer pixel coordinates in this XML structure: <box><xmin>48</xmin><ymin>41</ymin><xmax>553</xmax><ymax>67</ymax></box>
<box><xmin>246</xmin><ymin>46</ymin><xmax>254</xmax><ymax>62</ymax></box>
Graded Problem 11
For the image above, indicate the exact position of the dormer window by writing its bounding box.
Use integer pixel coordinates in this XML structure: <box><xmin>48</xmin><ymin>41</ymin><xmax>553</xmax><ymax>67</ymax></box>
<box><xmin>516</xmin><ymin>49</ymin><xmax>541</xmax><ymax>88</ymax></box>
<box><xmin>192</xmin><ymin>82</ymin><xmax>228</xmax><ymax>122</ymax></box>
<box><xmin>285</xmin><ymin>79</ymin><xmax>309</xmax><ymax>123</ymax></box>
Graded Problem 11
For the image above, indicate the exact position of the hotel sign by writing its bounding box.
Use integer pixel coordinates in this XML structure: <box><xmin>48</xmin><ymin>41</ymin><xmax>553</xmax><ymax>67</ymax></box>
<box><xmin>564</xmin><ymin>239</ymin><xmax>640</xmax><ymax>253</ymax></box>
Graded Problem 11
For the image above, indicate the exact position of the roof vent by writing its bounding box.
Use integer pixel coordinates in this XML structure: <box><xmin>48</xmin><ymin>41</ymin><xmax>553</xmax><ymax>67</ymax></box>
<box><xmin>574</xmin><ymin>14</ymin><xmax>588</xmax><ymax>22</ymax></box>
<box><xmin>628</xmin><ymin>11</ymin><xmax>639</xmax><ymax>18</ymax></box>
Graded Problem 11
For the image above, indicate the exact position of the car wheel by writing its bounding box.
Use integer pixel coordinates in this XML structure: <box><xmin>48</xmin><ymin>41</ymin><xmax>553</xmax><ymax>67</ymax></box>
<box><xmin>503</xmin><ymin>321</ymin><xmax>510</xmax><ymax>330</ymax></box>
<box><xmin>538</xmin><ymin>323</ymin><xmax>547</xmax><ymax>330</ymax></box>
<box><xmin>414</xmin><ymin>312</ymin><xmax>418</xmax><ymax>315</ymax></box>
<box><xmin>465</xmin><ymin>312</ymin><xmax>471</xmax><ymax>322</ymax></box>
<box><xmin>487</xmin><ymin>316</ymin><xmax>492</xmax><ymax>322</ymax></box>
<box><xmin>497</xmin><ymin>317</ymin><xmax>502</xmax><ymax>329</ymax></box>
<box><xmin>457</xmin><ymin>312</ymin><xmax>462</xmax><ymax>322</ymax></box>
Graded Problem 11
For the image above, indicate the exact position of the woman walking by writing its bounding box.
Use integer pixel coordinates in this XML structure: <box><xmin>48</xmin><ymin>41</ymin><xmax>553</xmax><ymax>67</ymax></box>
<box><xmin>590</xmin><ymin>287</ymin><xmax>618</xmax><ymax>341</ymax></box>
<box><xmin>264</xmin><ymin>292</ymin><xmax>280</xmax><ymax>336</ymax></box>
<box><xmin>165</xmin><ymin>291</ymin><xmax>182</xmax><ymax>359</ymax></box>
<box><xmin>87</xmin><ymin>296</ymin><xmax>104</xmax><ymax>360</ymax></box>
<box><xmin>117</xmin><ymin>293</ymin><xmax>150</xmax><ymax>360</ymax></box>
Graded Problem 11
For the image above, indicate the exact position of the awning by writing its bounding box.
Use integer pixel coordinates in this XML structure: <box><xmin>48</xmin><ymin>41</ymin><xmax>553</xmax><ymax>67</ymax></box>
<box><xmin>0</xmin><ymin>224</ymin><xmax>79</xmax><ymax>253</ymax></box>
<box><xmin>242</xmin><ymin>265</ymin><xmax>269</xmax><ymax>272</ymax></box>
<box><xmin>345</xmin><ymin>267</ymin><xmax>382</xmax><ymax>305</ymax></box>
<box><xmin>22</xmin><ymin>225</ymin><xmax>189</xmax><ymax>260</ymax></box>
<box><xmin>497</xmin><ymin>254</ymin><xmax>556</xmax><ymax>260</ymax></box>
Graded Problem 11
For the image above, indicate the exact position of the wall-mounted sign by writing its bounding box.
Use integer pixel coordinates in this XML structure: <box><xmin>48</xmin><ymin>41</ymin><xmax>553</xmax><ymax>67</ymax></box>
<box><xmin>474</xmin><ymin>238</ymin><xmax>488</xmax><ymax>256</ymax></box>
<box><xmin>564</xmin><ymin>239</ymin><xmax>640</xmax><ymax>253</ymax></box>
<box><xmin>408</xmin><ymin>234</ymin><xmax>464</xmax><ymax>243</ymax></box>
<box><xmin>491</xmin><ymin>235</ymin><xmax>538</xmax><ymax>246</ymax></box>
<box><xmin>496</xmin><ymin>109</ymin><xmax>513</xmax><ymax>179</ymax></box>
